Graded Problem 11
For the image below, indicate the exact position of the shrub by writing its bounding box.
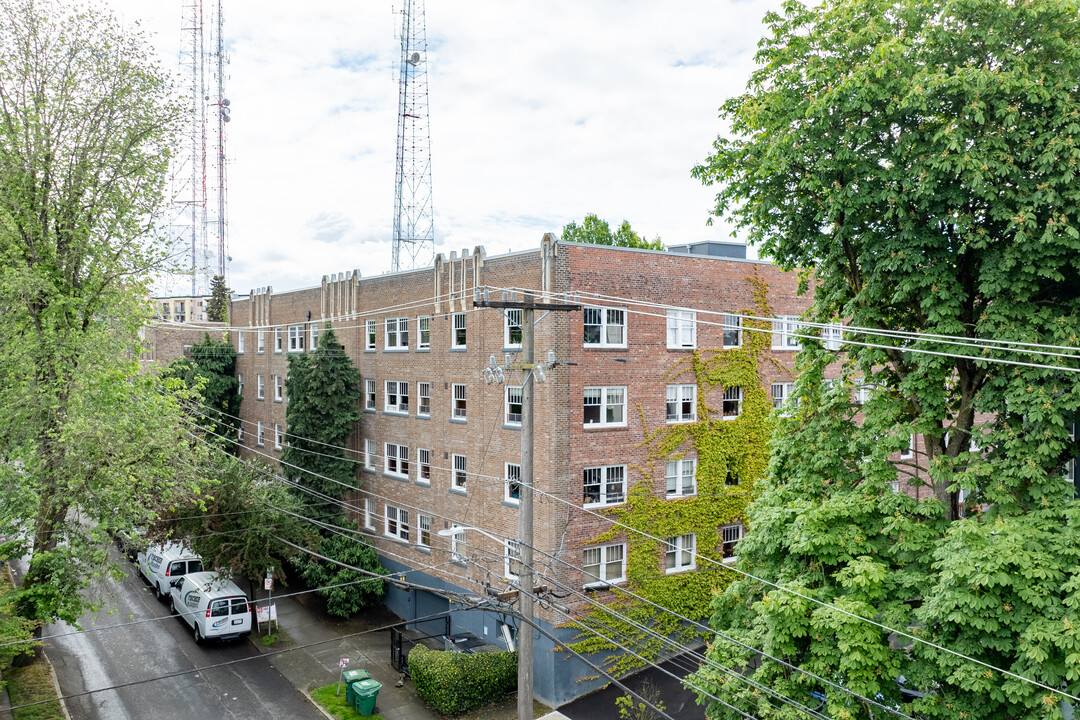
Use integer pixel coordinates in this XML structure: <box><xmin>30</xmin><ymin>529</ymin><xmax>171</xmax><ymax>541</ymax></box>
<box><xmin>408</xmin><ymin>644</ymin><xmax>517</xmax><ymax>715</ymax></box>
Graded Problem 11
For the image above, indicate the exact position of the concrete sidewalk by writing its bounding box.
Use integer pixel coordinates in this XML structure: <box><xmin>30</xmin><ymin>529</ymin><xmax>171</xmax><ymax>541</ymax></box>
<box><xmin>248</xmin><ymin>591</ymin><xmax>439</xmax><ymax>720</ymax></box>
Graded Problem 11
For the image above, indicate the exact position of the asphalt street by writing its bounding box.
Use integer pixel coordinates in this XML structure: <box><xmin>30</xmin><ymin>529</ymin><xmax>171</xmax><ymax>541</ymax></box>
<box><xmin>17</xmin><ymin>554</ymin><xmax>322</xmax><ymax>720</ymax></box>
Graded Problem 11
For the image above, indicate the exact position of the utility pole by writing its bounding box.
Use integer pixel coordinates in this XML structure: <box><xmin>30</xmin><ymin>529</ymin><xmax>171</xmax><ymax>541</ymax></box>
<box><xmin>475</xmin><ymin>289</ymin><xmax>578</xmax><ymax>720</ymax></box>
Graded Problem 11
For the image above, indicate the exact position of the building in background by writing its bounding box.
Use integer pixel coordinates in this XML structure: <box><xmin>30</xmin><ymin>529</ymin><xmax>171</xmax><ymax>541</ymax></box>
<box><xmin>152</xmin><ymin>294</ymin><xmax>213</xmax><ymax>324</ymax></box>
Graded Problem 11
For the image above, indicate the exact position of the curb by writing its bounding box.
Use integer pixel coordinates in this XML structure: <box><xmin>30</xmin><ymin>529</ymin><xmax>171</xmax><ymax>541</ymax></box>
<box><xmin>42</xmin><ymin>654</ymin><xmax>72</xmax><ymax>720</ymax></box>
<box><xmin>301</xmin><ymin>687</ymin><xmax>337</xmax><ymax>720</ymax></box>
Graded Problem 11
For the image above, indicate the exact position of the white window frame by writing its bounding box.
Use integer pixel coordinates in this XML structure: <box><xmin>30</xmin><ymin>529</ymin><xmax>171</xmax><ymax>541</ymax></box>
<box><xmin>665</xmin><ymin>533</ymin><xmax>696</xmax><ymax>573</ymax></box>
<box><xmin>666</xmin><ymin>384</ymin><xmax>696</xmax><ymax>423</ymax></box>
<box><xmin>274</xmin><ymin>374</ymin><xmax>283</xmax><ymax>402</ymax></box>
<box><xmin>237</xmin><ymin>423</ymin><xmax>244</xmax><ymax>442</ymax></box>
<box><xmin>365</xmin><ymin>378</ymin><xmax>376</xmax><ymax>411</ymax></box>
<box><xmin>288</xmin><ymin>324</ymin><xmax>305</xmax><ymax>352</ymax></box>
<box><xmin>1065</xmin><ymin>423</ymin><xmax>1076</xmax><ymax>484</ymax></box>
<box><xmin>418</xmin><ymin>315</ymin><xmax>431</xmax><ymax>349</ymax></box>
<box><xmin>822</xmin><ymin>322</ymin><xmax>844</xmax><ymax>351</ymax></box>
<box><xmin>771</xmin><ymin>382</ymin><xmax>795</xmax><ymax>412</ymax></box>
<box><xmin>666</xmin><ymin>309</ymin><xmax>696</xmax><ymax>349</ymax></box>
<box><xmin>505</xmin><ymin>538</ymin><xmax>525</xmax><ymax>581</ymax></box>
<box><xmin>583</xmin><ymin>465</ymin><xmax>626</xmax><ymax>507</ymax></box>
<box><xmin>310</xmin><ymin>323</ymin><xmax>320</xmax><ymax>350</ymax></box>
<box><xmin>363</xmin><ymin>439</ymin><xmax>376</xmax><ymax>470</ymax></box>
<box><xmin>722</xmin><ymin>314</ymin><xmax>742</xmax><ymax>348</ymax></box>
<box><xmin>722</xmin><ymin>387</ymin><xmax>743</xmax><ymax>419</ymax></box>
<box><xmin>418</xmin><ymin>448</ymin><xmax>431</xmax><ymax>484</ymax></box>
<box><xmin>385</xmin><ymin>380</ymin><xmax>409</xmax><ymax>414</ymax></box>
<box><xmin>452</xmin><ymin>383</ymin><xmax>467</xmax><ymax>420</ymax></box>
<box><xmin>237</xmin><ymin>331</ymin><xmax>245</xmax><ymax>354</ymax></box>
<box><xmin>666</xmin><ymin>458</ymin><xmax>697</xmax><ymax>497</ymax></box>
<box><xmin>772</xmin><ymin>315</ymin><xmax>802</xmax><ymax>350</ymax></box>
<box><xmin>505</xmin><ymin>462</ymin><xmax>521</xmax><ymax>505</ymax></box>
<box><xmin>257</xmin><ymin>374</ymin><xmax>265</xmax><ymax>400</ymax></box>
<box><xmin>452</xmin><ymin>454</ymin><xmax>467</xmax><ymax>492</ymax></box>
<box><xmin>583</xmin><ymin>543</ymin><xmax>626</xmax><ymax>587</ymax></box>
<box><xmin>363</xmin><ymin>498</ymin><xmax>376</xmax><ymax>531</ymax></box>
<box><xmin>365</xmin><ymin>319</ymin><xmax>376</xmax><ymax>350</ymax></box>
<box><xmin>855</xmin><ymin>384</ymin><xmax>874</xmax><ymax>406</ymax></box>
<box><xmin>504</xmin><ymin>309</ymin><xmax>523</xmax><ymax>349</ymax></box>
<box><xmin>274</xmin><ymin>327</ymin><xmax>283</xmax><ymax>353</ymax></box>
<box><xmin>256</xmin><ymin>421</ymin><xmax>265</xmax><ymax>447</ymax></box>
<box><xmin>450</xmin><ymin>527</ymin><xmax>467</xmax><ymax>563</ymax></box>
<box><xmin>257</xmin><ymin>329</ymin><xmax>265</xmax><ymax>353</ymax></box>
<box><xmin>418</xmin><ymin>514</ymin><xmax>432</xmax><ymax>548</ymax></box>
<box><xmin>505</xmin><ymin>386</ymin><xmax>523</xmax><ymax>426</ymax></box>
<box><xmin>385</xmin><ymin>317</ymin><xmax>409</xmax><ymax>350</ymax></box>
<box><xmin>385</xmin><ymin>505</ymin><xmax>409</xmax><ymax>542</ymax></box>
<box><xmin>451</xmin><ymin>312</ymin><xmax>467</xmax><ymax>348</ymax></box>
<box><xmin>583</xmin><ymin>306</ymin><xmax>626</xmax><ymax>348</ymax></box>
<box><xmin>583</xmin><ymin>386</ymin><xmax>626</xmax><ymax>428</ymax></box>
<box><xmin>237</xmin><ymin>373</ymin><xmax>244</xmax><ymax>396</ymax></box>
<box><xmin>417</xmin><ymin>382</ymin><xmax>431</xmax><ymax>417</ymax></box>
<box><xmin>274</xmin><ymin>424</ymin><xmax>283</xmax><ymax>450</ymax></box>
<box><xmin>721</xmin><ymin>524</ymin><xmax>743</xmax><ymax>562</ymax></box>
<box><xmin>901</xmin><ymin>434</ymin><xmax>915</xmax><ymax>460</ymax></box>
<box><xmin>384</xmin><ymin>442</ymin><xmax>410</xmax><ymax>479</ymax></box>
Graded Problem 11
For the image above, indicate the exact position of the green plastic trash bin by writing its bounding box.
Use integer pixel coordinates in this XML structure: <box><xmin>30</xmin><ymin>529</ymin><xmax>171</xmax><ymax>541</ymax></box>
<box><xmin>341</xmin><ymin>669</ymin><xmax>370</xmax><ymax>705</ymax></box>
<box><xmin>352</xmin><ymin>678</ymin><xmax>382</xmax><ymax>717</ymax></box>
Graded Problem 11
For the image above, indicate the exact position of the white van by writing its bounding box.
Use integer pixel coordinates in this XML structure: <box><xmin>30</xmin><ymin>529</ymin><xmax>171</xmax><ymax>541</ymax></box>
<box><xmin>169</xmin><ymin>572</ymin><xmax>252</xmax><ymax>644</ymax></box>
<box><xmin>137</xmin><ymin>542</ymin><xmax>203</xmax><ymax>600</ymax></box>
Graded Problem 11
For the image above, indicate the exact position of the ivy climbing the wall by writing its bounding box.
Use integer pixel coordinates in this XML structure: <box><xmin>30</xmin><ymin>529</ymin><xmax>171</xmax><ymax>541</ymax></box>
<box><xmin>567</xmin><ymin>273</ymin><xmax>779</xmax><ymax>676</ymax></box>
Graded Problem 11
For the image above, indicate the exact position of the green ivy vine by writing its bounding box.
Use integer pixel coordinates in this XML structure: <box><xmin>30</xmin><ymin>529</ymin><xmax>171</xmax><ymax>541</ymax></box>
<box><xmin>567</xmin><ymin>271</ymin><xmax>780</xmax><ymax>676</ymax></box>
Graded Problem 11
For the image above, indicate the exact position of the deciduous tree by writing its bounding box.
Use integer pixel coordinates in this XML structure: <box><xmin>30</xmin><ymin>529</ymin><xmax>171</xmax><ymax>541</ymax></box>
<box><xmin>562</xmin><ymin>214</ymin><xmax>664</xmax><ymax>250</ymax></box>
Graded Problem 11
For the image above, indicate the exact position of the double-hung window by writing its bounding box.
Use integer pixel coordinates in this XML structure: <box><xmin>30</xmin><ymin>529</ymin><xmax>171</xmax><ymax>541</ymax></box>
<box><xmin>288</xmin><ymin>324</ymin><xmax>305</xmax><ymax>352</ymax></box>
<box><xmin>274</xmin><ymin>424</ymin><xmax>283</xmax><ymax>450</ymax></box>
<box><xmin>505</xmin><ymin>309</ymin><xmax>523</xmax><ymax>349</ymax></box>
<box><xmin>772</xmin><ymin>316</ymin><xmax>802</xmax><ymax>350</ymax></box>
<box><xmin>257</xmin><ymin>374</ymin><xmax>265</xmax><ymax>400</ymax></box>
<box><xmin>666</xmin><ymin>384</ymin><xmax>696</xmax><ymax>423</ymax></box>
<box><xmin>505</xmin><ymin>539</ymin><xmax>525</xmax><ymax>581</ymax></box>
<box><xmin>722</xmin><ymin>387</ymin><xmax>743</xmax><ymax>419</ymax></box>
<box><xmin>418</xmin><ymin>448</ymin><xmax>431</xmax><ymax>483</ymax></box>
<box><xmin>822</xmin><ymin>322</ymin><xmax>844</xmax><ymax>350</ymax></box>
<box><xmin>452</xmin><ymin>454</ymin><xmax>467</xmax><ymax>491</ymax></box>
<box><xmin>771</xmin><ymin>382</ymin><xmax>795</xmax><ymax>412</ymax></box>
<box><xmin>417</xmin><ymin>515</ymin><xmax>432</xmax><ymax>548</ymax></box>
<box><xmin>365</xmin><ymin>319</ymin><xmax>376</xmax><ymax>350</ymax></box>
<box><xmin>505</xmin><ymin>463</ymin><xmax>521</xmax><ymax>504</ymax></box>
<box><xmin>583</xmin><ymin>307</ymin><xmax>626</xmax><ymax>347</ymax></box>
<box><xmin>274</xmin><ymin>375</ymin><xmax>283</xmax><ymax>402</ymax></box>
<box><xmin>666</xmin><ymin>459</ymin><xmax>696</xmax><ymax>497</ymax></box>
<box><xmin>418</xmin><ymin>316</ymin><xmax>431</xmax><ymax>349</ymax></box>
<box><xmin>452</xmin><ymin>384</ymin><xmax>467</xmax><ymax>420</ymax></box>
<box><xmin>722</xmin><ymin>314</ymin><xmax>742</xmax><ymax>348</ymax></box>
<box><xmin>583</xmin><ymin>544</ymin><xmax>625</xmax><ymax>587</ymax></box>
<box><xmin>237</xmin><ymin>423</ymin><xmax>244</xmax><ymax>442</ymax></box>
<box><xmin>385</xmin><ymin>380</ymin><xmax>409</xmax><ymax>413</ymax></box>
<box><xmin>310</xmin><ymin>324</ymin><xmax>320</xmax><ymax>350</ymax></box>
<box><xmin>274</xmin><ymin>327</ymin><xmax>283</xmax><ymax>353</ymax></box>
<box><xmin>385</xmin><ymin>317</ymin><xmax>409</xmax><ymax>349</ymax></box>
<box><xmin>1065</xmin><ymin>423</ymin><xmax>1076</xmax><ymax>484</ymax></box>
<box><xmin>257</xmin><ymin>329</ymin><xmax>265</xmax><ymax>353</ymax></box>
<box><xmin>901</xmin><ymin>434</ymin><xmax>915</xmax><ymax>460</ymax></box>
<box><xmin>237</xmin><ymin>331</ymin><xmax>245</xmax><ymax>353</ymax></box>
<box><xmin>256</xmin><ymin>421</ymin><xmax>265</xmax><ymax>447</ymax></box>
<box><xmin>583</xmin><ymin>465</ymin><xmax>625</xmax><ymax>506</ymax></box>
<box><xmin>665</xmin><ymin>533</ymin><xmax>695</xmax><ymax>572</ymax></box>
<box><xmin>385</xmin><ymin>505</ymin><xmax>409</xmax><ymax>542</ymax></box>
<box><xmin>855</xmin><ymin>384</ymin><xmax>874</xmax><ymax>406</ymax></box>
<box><xmin>666</xmin><ymin>309</ymin><xmax>696</xmax><ymax>349</ymax></box>
<box><xmin>721</xmin><ymin>524</ymin><xmax>743</xmax><ymax>561</ymax></box>
<box><xmin>417</xmin><ymin>382</ymin><xmax>431</xmax><ymax>417</ymax></box>
<box><xmin>363</xmin><ymin>439</ymin><xmax>376</xmax><ymax>470</ymax></box>
<box><xmin>384</xmin><ymin>442</ymin><xmax>410</xmax><ymax>478</ymax></box>
<box><xmin>237</xmin><ymin>373</ymin><xmax>244</xmax><ymax>396</ymax></box>
<box><xmin>365</xmin><ymin>379</ymin><xmax>376</xmax><ymax>410</ymax></box>
<box><xmin>452</xmin><ymin>313</ymin><xmax>467</xmax><ymax>348</ymax></box>
<box><xmin>583</xmin><ymin>386</ymin><xmax>626</xmax><ymax>427</ymax></box>
<box><xmin>450</xmin><ymin>527</ymin><xmax>467</xmax><ymax>563</ymax></box>
<box><xmin>363</xmin><ymin>499</ymin><xmax>376</xmax><ymax>531</ymax></box>
<box><xmin>505</xmin><ymin>386</ymin><xmax>523</xmax><ymax>426</ymax></box>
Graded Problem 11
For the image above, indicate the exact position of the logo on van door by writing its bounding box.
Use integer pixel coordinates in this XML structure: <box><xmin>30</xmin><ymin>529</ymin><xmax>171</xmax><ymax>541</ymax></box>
<box><xmin>184</xmin><ymin>592</ymin><xmax>201</xmax><ymax>610</ymax></box>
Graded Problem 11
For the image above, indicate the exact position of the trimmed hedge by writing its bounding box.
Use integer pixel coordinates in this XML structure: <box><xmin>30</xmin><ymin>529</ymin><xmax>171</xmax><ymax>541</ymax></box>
<box><xmin>408</xmin><ymin>644</ymin><xmax>517</xmax><ymax>715</ymax></box>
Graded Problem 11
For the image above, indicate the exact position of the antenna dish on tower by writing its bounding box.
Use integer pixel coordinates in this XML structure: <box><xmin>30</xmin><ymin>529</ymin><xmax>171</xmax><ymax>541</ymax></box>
<box><xmin>408</xmin><ymin>51</ymin><xmax>421</xmax><ymax>65</ymax></box>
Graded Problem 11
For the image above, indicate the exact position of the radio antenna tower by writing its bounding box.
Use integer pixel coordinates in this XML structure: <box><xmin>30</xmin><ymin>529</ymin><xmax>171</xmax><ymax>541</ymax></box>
<box><xmin>172</xmin><ymin>0</ymin><xmax>230</xmax><ymax>296</ymax></box>
<box><xmin>392</xmin><ymin>0</ymin><xmax>434</xmax><ymax>273</ymax></box>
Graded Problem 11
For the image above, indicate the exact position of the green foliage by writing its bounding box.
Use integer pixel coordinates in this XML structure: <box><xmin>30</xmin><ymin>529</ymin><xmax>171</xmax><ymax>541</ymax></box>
<box><xmin>310</xmin><ymin>683</ymin><xmax>386</xmax><ymax>720</ymax></box>
<box><xmin>281</xmin><ymin>326</ymin><xmax>363</xmax><ymax>502</ymax></box>
<box><xmin>164</xmin><ymin>332</ymin><xmax>241</xmax><ymax>454</ymax></box>
<box><xmin>616</xmin><ymin>679</ymin><xmax>667</xmax><ymax>720</ymax></box>
<box><xmin>297</xmin><ymin>524</ymin><xmax>386</xmax><ymax>618</ymax></box>
<box><xmin>569</xmin><ymin>273</ymin><xmax>776</xmax><ymax>675</ymax></box>
<box><xmin>691</xmin><ymin>1</ymin><xmax>1080</xmax><ymax>717</ymax></box>
<box><xmin>562</xmin><ymin>214</ymin><xmax>664</xmax><ymax>250</ymax></box>
<box><xmin>407</xmin><ymin>644</ymin><xmax>518</xmax><ymax>715</ymax></box>
<box><xmin>206</xmin><ymin>275</ymin><xmax>230</xmax><ymax>323</ymax></box>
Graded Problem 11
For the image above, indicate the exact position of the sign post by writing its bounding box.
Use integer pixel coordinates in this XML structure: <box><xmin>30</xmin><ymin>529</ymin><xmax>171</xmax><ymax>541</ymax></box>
<box><xmin>265</xmin><ymin>566</ymin><xmax>276</xmax><ymax>634</ymax></box>
<box><xmin>336</xmin><ymin>657</ymin><xmax>350</xmax><ymax>696</ymax></box>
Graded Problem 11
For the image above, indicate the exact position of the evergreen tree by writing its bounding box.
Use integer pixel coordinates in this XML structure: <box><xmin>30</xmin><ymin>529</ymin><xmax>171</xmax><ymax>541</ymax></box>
<box><xmin>690</xmin><ymin>0</ymin><xmax>1080</xmax><ymax>718</ymax></box>
<box><xmin>206</xmin><ymin>275</ymin><xmax>230</xmax><ymax>322</ymax></box>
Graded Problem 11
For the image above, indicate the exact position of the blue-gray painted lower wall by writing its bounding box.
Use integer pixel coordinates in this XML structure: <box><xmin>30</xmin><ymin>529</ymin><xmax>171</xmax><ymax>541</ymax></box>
<box><xmin>378</xmin><ymin>554</ymin><xmax>613</xmax><ymax>707</ymax></box>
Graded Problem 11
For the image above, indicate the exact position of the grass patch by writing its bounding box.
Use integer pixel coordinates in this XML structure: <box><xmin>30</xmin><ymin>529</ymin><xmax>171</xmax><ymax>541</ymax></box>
<box><xmin>310</xmin><ymin>683</ymin><xmax>386</xmax><ymax>720</ymax></box>
<box><xmin>5</xmin><ymin>661</ymin><xmax>64</xmax><ymax>720</ymax></box>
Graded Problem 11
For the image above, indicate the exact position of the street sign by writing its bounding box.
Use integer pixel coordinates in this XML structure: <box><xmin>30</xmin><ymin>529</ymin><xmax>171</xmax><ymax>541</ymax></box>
<box><xmin>339</xmin><ymin>658</ymin><xmax>350</xmax><ymax>669</ymax></box>
<box><xmin>264</xmin><ymin>577</ymin><xmax>273</xmax><ymax>591</ymax></box>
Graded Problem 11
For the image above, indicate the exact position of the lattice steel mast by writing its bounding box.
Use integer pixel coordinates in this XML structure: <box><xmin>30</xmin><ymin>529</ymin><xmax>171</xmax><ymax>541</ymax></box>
<box><xmin>392</xmin><ymin>0</ymin><xmax>434</xmax><ymax>273</ymax></box>
<box><xmin>208</xmin><ymin>0</ymin><xmax>231</xmax><ymax>281</ymax></box>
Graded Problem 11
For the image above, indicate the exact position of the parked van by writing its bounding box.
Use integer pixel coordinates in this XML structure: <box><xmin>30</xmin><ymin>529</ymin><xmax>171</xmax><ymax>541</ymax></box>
<box><xmin>137</xmin><ymin>542</ymin><xmax>203</xmax><ymax>600</ymax></box>
<box><xmin>169</xmin><ymin>572</ymin><xmax>252</xmax><ymax>644</ymax></box>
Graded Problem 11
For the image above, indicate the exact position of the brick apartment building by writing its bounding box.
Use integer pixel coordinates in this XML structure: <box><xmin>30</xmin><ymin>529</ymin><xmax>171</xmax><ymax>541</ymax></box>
<box><xmin>221</xmin><ymin>234</ymin><xmax>820</xmax><ymax>706</ymax></box>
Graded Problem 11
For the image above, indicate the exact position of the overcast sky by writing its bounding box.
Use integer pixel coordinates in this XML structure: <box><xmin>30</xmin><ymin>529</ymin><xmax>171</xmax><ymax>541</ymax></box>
<box><xmin>104</xmin><ymin>0</ymin><xmax>783</xmax><ymax>296</ymax></box>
